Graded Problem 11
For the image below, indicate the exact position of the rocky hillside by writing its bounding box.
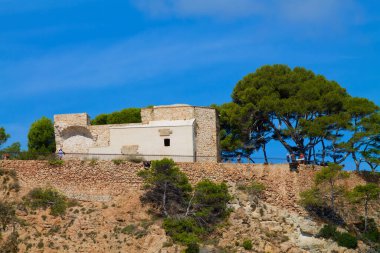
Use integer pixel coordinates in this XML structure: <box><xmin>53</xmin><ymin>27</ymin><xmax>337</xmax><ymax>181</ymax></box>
<box><xmin>0</xmin><ymin>161</ymin><xmax>378</xmax><ymax>252</ymax></box>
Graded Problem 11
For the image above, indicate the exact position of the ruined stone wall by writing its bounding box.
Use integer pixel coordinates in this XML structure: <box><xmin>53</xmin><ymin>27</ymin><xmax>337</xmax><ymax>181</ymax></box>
<box><xmin>141</xmin><ymin>106</ymin><xmax>195</xmax><ymax>123</ymax></box>
<box><xmin>55</xmin><ymin>105</ymin><xmax>220</xmax><ymax>162</ymax></box>
<box><xmin>54</xmin><ymin>113</ymin><xmax>91</xmax><ymax>153</ymax></box>
<box><xmin>54</xmin><ymin>112</ymin><xmax>131</xmax><ymax>153</ymax></box>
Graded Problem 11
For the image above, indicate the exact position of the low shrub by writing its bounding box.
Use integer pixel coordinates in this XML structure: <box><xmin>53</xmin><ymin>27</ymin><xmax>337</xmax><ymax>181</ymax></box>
<box><xmin>112</xmin><ymin>159</ymin><xmax>125</xmax><ymax>165</ymax></box>
<box><xmin>48</xmin><ymin>159</ymin><xmax>64</xmax><ymax>166</ymax></box>
<box><xmin>89</xmin><ymin>159</ymin><xmax>98</xmax><ymax>166</ymax></box>
<box><xmin>335</xmin><ymin>232</ymin><xmax>358</xmax><ymax>249</ymax></box>
<box><xmin>9</xmin><ymin>182</ymin><xmax>20</xmax><ymax>192</ymax></box>
<box><xmin>37</xmin><ymin>240</ymin><xmax>44</xmax><ymax>249</ymax></box>
<box><xmin>242</xmin><ymin>239</ymin><xmax>252</xmax><ymax>250</ymax></box>
<box><xmin>0</xmin><ymin>201</ymin><xmax>16</xmax><ymax>230</ymax></box>
<box><xmin>121</xmin><ymin>224</ymin><xmax>136</xmax><ymax>235</ymax></box>
<box><xmin>243</xmin><ymin>181</ymin><xmax>266</xmax><ymax>195</ymax></box>
<box><xmin>355</xmin><ymin>217</ymin><xmax>380</xmax><ymax>243</ymax></box>
<box><xmin>23</xmin><ymin>188</ymin><xmax>68</xmax><ymax>216</ymax></box>
<box><xmin>300</xmin><ymin>189</ymin><xmax>345</xmax><ymax>225</ymax></box>
<box><xmin>163</xmin><ymin>217</ymin><xmax>204</xmax><ymax>244</ymax></box>
<box><xmin>318</xmin><ymin>224</ymin><xmax>337</xmax><ymax>239</ymax></box>
<box><xmin>185</xmin><ymin>242</ymin><xmax>200</xmax><ymax>253</ymax></box>
<box><xmin>0</xmin><ymin>169</ymin><xmax>17</xmax><ymax>180</ymax></box>
<box><xmin>1</xmin><ymin>231</ymin><xmax>19</xmax><ymax>253</ymax></box>
<box><xmin>318</xmin><ymin>225</ymin><xmax>357</xmax><ymax>249</ymax></box>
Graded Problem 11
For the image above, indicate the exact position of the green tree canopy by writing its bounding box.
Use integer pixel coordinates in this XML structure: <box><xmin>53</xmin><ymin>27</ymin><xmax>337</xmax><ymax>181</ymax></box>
<box><xmin>27</xmin><ymin>117</ymin><xmax>56</xmax><ymax>153</ymax></box>
<box><xmin>139</xmin><ymin>159</ymin><xmax>232</xmax><ymax>247</ymax></box>
<box><xmin>91</xmin><ymin>108</ymin><xmax>141</xmax><ymax>125</ymax></box>
<box><xmin>232</xmin><ymin>64</ymin><xmax>349</xmax><ymax>156</ymax></box>
<box><xmin>218</xmin><ymin>64</ymin><xmax>379</xmax><ymax>168</ymax></box>
<box><xmin>348</xmin><ymin>183</ymin><xmax>380</xmax><ymax>232</ymax></box>
<box><xmin>1</xmin><ymin>142</ymin><xmax>21</xmax><ymax>154</ymax></box>
<box><xmin>315</xmin><ymin>163</ymin><xmax>349</xmax><ymax>212</ymax></box>
<box><xmin>138</xmin><ymin>158</ymin><xmax>192</xmax><ymax>217</ymax></box>
<box><xmin>0</xmin><ymin>127</ymin><xmax>10</xmax><ymax>148</ymax></box>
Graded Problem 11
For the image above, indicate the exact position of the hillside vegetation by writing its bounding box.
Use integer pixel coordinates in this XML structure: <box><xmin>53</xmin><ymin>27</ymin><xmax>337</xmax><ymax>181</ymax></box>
<box><xmin>0</xmin><ymin>160</ymin><xmax>379</xmax><ymax>252</ymax></box>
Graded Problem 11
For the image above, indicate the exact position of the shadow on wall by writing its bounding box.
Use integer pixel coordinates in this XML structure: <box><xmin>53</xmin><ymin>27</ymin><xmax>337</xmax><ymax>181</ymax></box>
<box><xmin>61</xmin><ymin>126</ymin><xmax>94</xmax><ymax>153</ymax></box>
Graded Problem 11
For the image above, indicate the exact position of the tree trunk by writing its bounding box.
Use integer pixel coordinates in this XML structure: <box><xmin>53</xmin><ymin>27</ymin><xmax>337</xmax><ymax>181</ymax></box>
<box><xmin>321</xmin><ymin>140</ymin><xmax>326</xmax><ymax>164</ymax></box>
<box><xmin>312</xmin><ymin>146</ymin><xmax>317</xmax><ymax>163</ymax></box>
<box><xmin>162</xmin><ymin>182</ymin><xmax>168</xmax><ymax>217</ymax></box>
<box><xmin>262</xmin><ymin>143</ymin><xmax>268</xmax><ymax>164</ymax></box>
<box><xmin>330</xmin><ymin>180</ymin><xmax>335</xmax><ymax>212</ymax></box>
<box><xmin>351</xmin><ymin>152</ymin><xmax>360</xmax><ymax>172</ymax></box>
<box><xmin>268</xmin><ymin>120</ymin><xmax>294</xmax><ymax>153</ymax></box>
<box><xmin>364</xmin><ymin>198</ymin><xmax>368</xmax><ymax>232</ymax></box>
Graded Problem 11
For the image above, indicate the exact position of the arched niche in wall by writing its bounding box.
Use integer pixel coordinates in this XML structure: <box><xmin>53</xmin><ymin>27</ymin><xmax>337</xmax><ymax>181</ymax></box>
<box><xmin>61</xmin><ymin>126</ymin><xmax>94</xmax><ymax>153</ymax></box>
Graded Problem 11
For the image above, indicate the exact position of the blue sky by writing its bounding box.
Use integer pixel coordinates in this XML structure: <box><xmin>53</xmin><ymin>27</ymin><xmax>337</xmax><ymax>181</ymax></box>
<box><xmin>1</xmin><ymin>0</ymin><xmax>379</xmax><ymax>161</ymax></box>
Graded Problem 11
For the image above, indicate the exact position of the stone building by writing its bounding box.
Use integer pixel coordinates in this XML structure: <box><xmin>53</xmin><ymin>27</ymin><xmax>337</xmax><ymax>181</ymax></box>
<box><xmin>54</xmin><ymin>104</ymin><xmax>220</xmax><ymax>162</ymax></box>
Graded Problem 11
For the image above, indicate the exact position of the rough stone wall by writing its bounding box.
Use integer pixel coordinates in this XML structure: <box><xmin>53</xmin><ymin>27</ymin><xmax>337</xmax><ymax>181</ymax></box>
<box><xmin>54</xmin><ymin>112</ymin><xmax>129</xmax><ymax>153</ymax></box>
<box><xmin>141</xmin><ymin>105</ymin><xmax>220</xmax><ymax>162</ymax></box>
<box><xmin>54</xmin><ymin>113</ymin><xmax>92</xmax><ymax>152</ymax></box>
<box><xmin>194</xmin><ymin>107</ymin><xmax>220</xmax><ymax>162</ymax></box>
<box><xmin>54</xmin><ymin>113</ymin><xmax>90</xmax><ymax>126</ymax></box>
<box><xmin>1</xmin><ymin>160</ymin><xmax>368</xmax><ymax>214</ymax></box>
<box><xmin>141</xmin><ymin>106</ymin><xmax>195</xmax><ymax>123</ymax></box>
<box><xmin>88</xmin><ymin>125</ymin><xmax>115</xmax><ymax>148</ymax></box>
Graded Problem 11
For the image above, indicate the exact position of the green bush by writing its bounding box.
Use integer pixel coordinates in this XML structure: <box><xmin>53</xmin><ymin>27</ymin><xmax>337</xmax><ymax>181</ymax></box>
<box><xmin>112</xmin><ymin>159</ymin><xmax>125</xmax><ymax>165</ymax></box>
<box><xmin>91</xmin><ymin>108</ymin><xmax>141</xmax><ymax>125</ymax></box>
<box><xmin>356</xmin><ymin>217</ymin><xmax>380</xmax><ymax>243</ymax></box>
<box><xmin>185</xmin><ymin>242</ymin><xmax>200</xmax><ymax>253</ymax></box>
<box><xmin>48</xmin><ymin>159</ymin><xmax>64</xmax><ymax>166</ymax></box>
<box><xmin>0</xmin><ymin>202</ymin><xmax>16</xmax><ymax>230</ymax></box>
<box><xmin>139</xmin><ymin>159</ymin><xmax>232</xmax><ymax>247</ymax></box>
<box><xmin>163</xmin><ymin>217</ymin><xmax>204</xmax><ymax>244</ymax></box>
<box><xmin>318</xmin><ymin>225</ymin><xmax>357</xmax><ymax>249</ymax></box>
<box><xmin>299</xmin><ymin>187</ymin><xmax>323</xmax><ymax>208</ymax></box>
<box><xmin>239</xmin><ymin>181</ymin><xmax>265</xmax><ymax>194</ymax></box>
<box><xmin>1</xmin><ymin>231</ymin><xmax>19</xmax><ymax>253</ymax></box>
<box><xmin>335</xmin><ymin>232</ymin><xmax>357</xmax><ymax>249</ymax></box>
<box><xmin>24</xmin><ymin>188</ymin><xmax>68</xmax><ymax>216</ymax></box>
<box><xmin>121</xmin><ymin>224</ymin><xmax>136</xmax><ymax>235</ymax></box>
<box><xmin>242</xmin><ymin>239</ymin><xmax>252</xmax><ymax>250</ymax></box>
<box><xmin>193</xmin><ymin>180</ymin><xmax>232</xmax><ymax>226</ymax></box>
<box><xmin>318</xmin><ymin>224</ymin><xmax>337</xmax><ymax>239</ymax></box>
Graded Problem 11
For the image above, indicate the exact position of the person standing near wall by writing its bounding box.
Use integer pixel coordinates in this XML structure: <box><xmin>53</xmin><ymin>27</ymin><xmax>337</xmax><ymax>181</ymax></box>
<box><xmin>57</xmin><ymin>148</ymin><xmax>65</xmax><ymax>160</ymax></box>
<box><xmin>286</xmin><ymin>153</ymin><xmax>291</xmax><ymax>163</ymax></box>
<box><xmin>299</xmin><ymin>153</ymin><xmax>305</xmax><ymax>164</ymax></box>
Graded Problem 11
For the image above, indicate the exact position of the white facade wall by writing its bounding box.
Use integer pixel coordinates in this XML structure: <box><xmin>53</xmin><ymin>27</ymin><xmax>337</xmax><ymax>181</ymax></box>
<box><xmin>89</xmin><ymin>120</ymin><xmax>196</xmax><ymax>162</ymax></box>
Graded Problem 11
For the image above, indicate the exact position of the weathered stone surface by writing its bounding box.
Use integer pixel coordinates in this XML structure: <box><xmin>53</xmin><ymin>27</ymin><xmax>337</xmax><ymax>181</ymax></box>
<box><xmin>298</xmin><ymin>217</ymin><xmax>321</xmax><ymax>236</ymax></box>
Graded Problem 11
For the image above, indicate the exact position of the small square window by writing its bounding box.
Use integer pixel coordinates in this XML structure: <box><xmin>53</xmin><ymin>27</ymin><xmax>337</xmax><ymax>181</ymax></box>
<box><xmin>164</xmin><ymin>139</ymin><xmax>170</xmax><ymax>146</ymax></box>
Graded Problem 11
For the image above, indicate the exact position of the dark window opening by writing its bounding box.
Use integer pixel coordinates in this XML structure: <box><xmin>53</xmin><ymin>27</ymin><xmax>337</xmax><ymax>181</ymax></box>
<box><xmin>164</xmin><ymin>139</ymin><xmax>170</xmax><ymax>146</ymax></box>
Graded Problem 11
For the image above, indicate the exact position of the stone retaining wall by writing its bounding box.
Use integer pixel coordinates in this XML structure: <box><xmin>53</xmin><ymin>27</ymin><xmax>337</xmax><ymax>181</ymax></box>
<box><xmin>0</xmin><ymin>160</ymin><xmax>366</xmax><ymax>213</ymax></box>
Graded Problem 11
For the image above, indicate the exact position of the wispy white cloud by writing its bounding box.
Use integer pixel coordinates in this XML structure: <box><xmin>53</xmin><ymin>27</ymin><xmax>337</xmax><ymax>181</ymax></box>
<box><xmin>175</xmin><ymin>0</ymin><xmax>266</xmax><ymax>19</ymax></box>
<box><xmin>131</xmin><ymin>0</ymin><xmax>362</xmax><ymax>25</ymax></box>
<box><xmin>0</xmin><ymin>29</ymin><xmax>262</xmax><ymax>96</ymax></box>
<box><xmin>132</xmin><ymin>0</ymin><xmax>265</xmax><ymax>19</ymax></box>
<box><xmin>279</xmin><ymin>0</ymin><xmax>361</xmax><ymax>24</ymax></box>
